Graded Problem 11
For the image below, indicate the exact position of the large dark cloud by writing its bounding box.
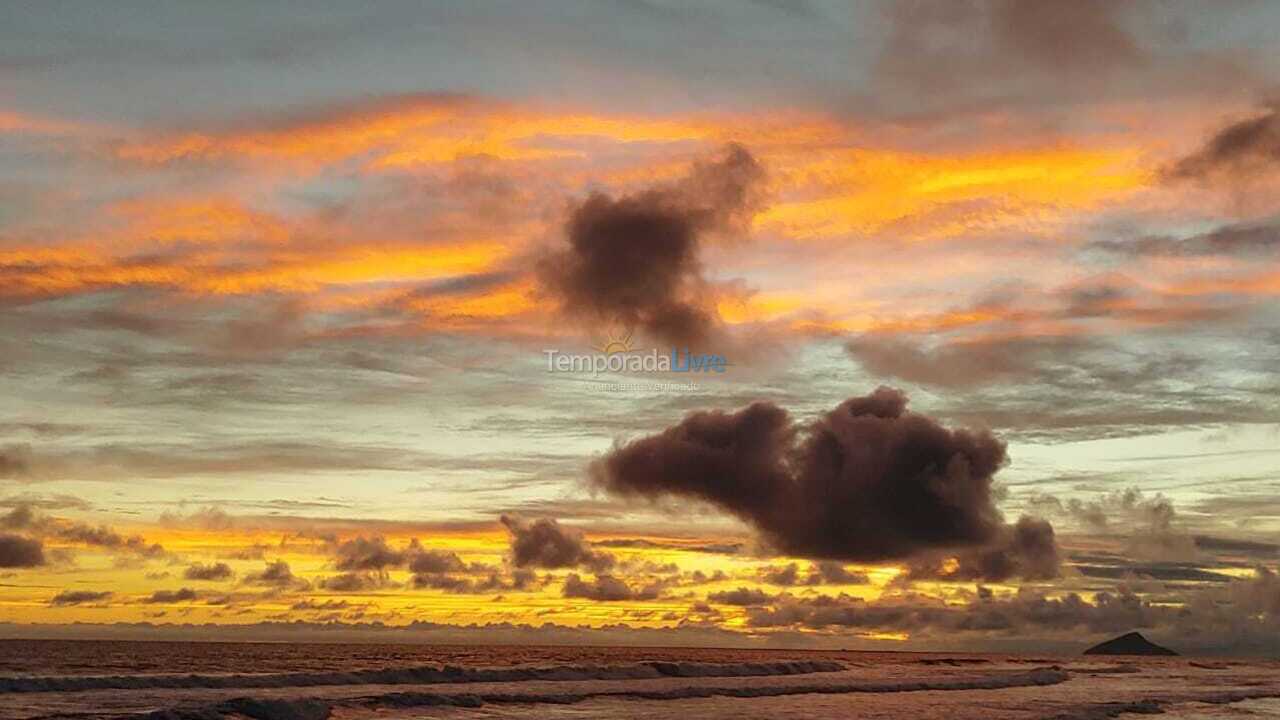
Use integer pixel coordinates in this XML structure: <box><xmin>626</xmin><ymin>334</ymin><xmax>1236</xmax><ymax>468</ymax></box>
<box><xmin>0</xmin><ymin>533</ymin><xmax>45</xmax><ymax>567</ymax></box>
<box><xmin>539</xmin><ymin>143</ymin><xmax>764</xmax><ymax>348</ymax></box>
<box><xmin>1166</xmin><ymin>106</ymin><xmax>1280</xmax><ymax>182</ymax></box>
<box><xmin>590</xmin><ymin>387</ymin><xmax>1051</xmax><ymax>576</ymax></box>
<box><xmin>500</xmin><ymin>515</ymin><xmax>614</xmax><ymax>572</ymax></box>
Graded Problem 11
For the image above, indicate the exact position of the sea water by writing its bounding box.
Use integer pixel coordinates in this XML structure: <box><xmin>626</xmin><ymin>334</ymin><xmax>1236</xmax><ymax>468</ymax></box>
<box><xmin>0</xmin><ymin>640</ymin><xmax>1276</xmax><ymax>719</ymax></box>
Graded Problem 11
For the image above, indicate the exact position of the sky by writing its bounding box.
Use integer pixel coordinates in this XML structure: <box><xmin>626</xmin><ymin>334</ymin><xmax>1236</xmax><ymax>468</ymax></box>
<box><xmin>1</xmin><ymin>0</ymin><xmax>1280</xmax><ymax>655</ymax></box>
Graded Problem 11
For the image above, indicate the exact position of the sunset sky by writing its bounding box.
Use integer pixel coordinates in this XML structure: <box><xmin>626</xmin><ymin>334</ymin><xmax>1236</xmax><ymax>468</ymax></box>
<box><xmin>2</xmin><ymin>1</ymin><xmax>1280</xmax><ymax>655</ymax></box>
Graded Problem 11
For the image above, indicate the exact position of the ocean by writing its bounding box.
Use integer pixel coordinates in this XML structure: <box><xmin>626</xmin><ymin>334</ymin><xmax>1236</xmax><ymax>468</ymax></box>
<box><xmin>0</xmin><ymin>640</ymin><xmax>1277</xmax><ymax>719</ymax></box>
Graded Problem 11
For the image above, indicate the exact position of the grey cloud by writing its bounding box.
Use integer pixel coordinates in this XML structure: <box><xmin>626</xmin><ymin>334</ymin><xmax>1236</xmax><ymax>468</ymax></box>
<box><xmin>333</xmin><ymin>536</ymin><xmax>408</xmax><ymax>572</ymax></box>
<box><xmin>0</xmin><ymin>534</ymin><xmax>45</xmax><ymax>568</ymax></box>
<box><xmin>1087</xmin><ymin>222</ymin><xmax>1280</xmax><ymax>259</ymax></box>
<box><xmin>707</xmin><ymin>587</ymin><xmax>776</xmax><ymax>606</ymax></box>
<box><xmin>500</xmin><ymin>515</ymin><xmax>615</xmax><ymax>572</ymax></box>
<box><xmin>142</xmin><ymin>588</ymin><xmax>199</xmax><ymax>604</ymax></box>
<box><xmin>0</xmin><ymin>445</ymin><xmax>33</xmax><ymax>480</ymax></box>
<box><xmin>561</xmin><ymin>573</ymin><xmax>661</xmax><ymax>602</ymax></box>
<box><xmin>593</xmin><ymin>538</ymin><xmax>744</xmax><ymax>555</ymax></box>
<box><xmin>760</xmin><ymin>562</ymin><xmax>869</xmax><ymax>587</ymax></box>
<box><xmin>1166</xmin><ymin>106</ymin><xmax>1280</xmax><ymax>182</ymax></box>
<box><xmin>183</xmin><ymin>562</ymin><xmax>235</xmax><ymax>582</ymax></box>
<box><xmin>319</xmin><ymin>572</ymin><xmax>389</xmax><ymax>592</ymax></box>
<box><xmin>407</xmin><ymin>549</ymin><xmax>465</xmax><ymax>575</ymax></box>
<box><xmin>243</xmin><ymin>560</ymin><xmax>308</xmax><ymax>589</ymax></box>
<box><xmin>908</xmin><ymin>517</ymin><xmax>1061</xmax><ymax>583</ymax></box>
<box><xmin>49</xmin><ymin>589</ymin><xmax>112</xmax><ymax>606</ymax></box>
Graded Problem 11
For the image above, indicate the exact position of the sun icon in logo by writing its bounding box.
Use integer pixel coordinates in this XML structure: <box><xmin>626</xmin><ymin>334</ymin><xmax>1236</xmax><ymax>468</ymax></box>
<box><xmin>592</xmin><ymin>327</ymin><xmax>636</xmax><ymax>355</ymax></box>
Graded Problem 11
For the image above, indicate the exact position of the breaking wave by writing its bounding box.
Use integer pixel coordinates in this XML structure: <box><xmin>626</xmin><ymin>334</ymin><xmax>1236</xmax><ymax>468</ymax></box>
<box><xmin>0</xmin><ymin>659</ymin><xmax>844</xmax><ymax>694</ymax></box>
<box><xmin>126</xmin><ymin>667</ymin><xmax>1072</xmax><ymax>720</ymax></box>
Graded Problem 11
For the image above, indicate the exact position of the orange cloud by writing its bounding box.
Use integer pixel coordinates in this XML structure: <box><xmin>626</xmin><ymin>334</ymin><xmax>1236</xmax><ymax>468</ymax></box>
<box><xmin>0</xmin><ymin>242</ymin><xmax>512</xmax><ymax>300</ymax></box>
<box><xmin>760</xmin><ymin>145</ymin><xmax>1150</xmax><ymax>240</ymax></box>
<box><xmin>112</xmin><ymin>95</ymin><xmax>844</xmax><ymax>171</ymax></box>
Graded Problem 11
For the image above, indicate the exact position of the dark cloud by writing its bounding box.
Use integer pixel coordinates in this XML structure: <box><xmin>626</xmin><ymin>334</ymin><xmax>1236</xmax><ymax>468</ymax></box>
<box><xmin>1087</xmin><ymin>222</ymin><xmax>1280</xmax><ymax>258</ymax></box>
<box><xmin>290</xmin><ymin>598</ymin><xmax>354</xmax><ymax>612</ymax></box>
<box><xmin>319</xmin><ymin>572</ymin><xmax>388</xmax><ymax>592</ymax></box>
<box><xmin>500</xmin><ymin>515</ymin><xmax>615</xmax><ymax>571</ymax></box>
<box><xmin>333</xmin><ymin>536</ymin><xmax>408</xmax><ymax>572</ymax></box>
<box><xmin>406</xmin><ymin>548</ymin><xmax>498</xmax><ymax>593</ymax></box>
<box><xmin>845</xmin><ymin>335</ymin><xmax>1088</xmax><ymax>389</ymax></box>
<box><xmin>812</xmin><ymin>561</ymin><xmax>870</xmax><ymax>585</ymax></box>
<box><xmin>1074</xmin><ymin>563</ymin><xmax>1233</xmax><ymax>584</ymax></box>
<box><xmin>142</xmin><ymin>587</ymin><xmax>199</xmax><ymax>604</ymax></box>
<box><xmin>874</xmin><ymin>0</ymin><xmax>1145</xmax><ymax>111</ymax></box>
<box><xmin>1166</xmin><ymin>107</ymin><xmax>1280</xmax><ymax>182</ymax></box>
<box><xmin>561</xmin><ymin>573</ymin><xmax>661</xmax><ymax>602</ymax></box>
<box><xmin>1193</xmin><ymin>536</ymin><xmax>1279</xmax><ymax>560</ymax></box>
<box><xmin>593</xmin><ymin>538</ymin><xmax>744</xmax><ymax>555</ymax></box>
<box><xmin>907</xmin><ymin>517</ymin><xmax>1061</xmax><ymax>582</ymax></box>
<box><xmin>0</xmin><ymin>493</ymin><xmax>91</xmax><ymax>512</ymax></box>
<box><xmin>183</xmin><ymin>562</ymin><xmax>235</xmax><ymax>581</ymax></box>
<box><xmin>0</xmin><ymin>533</ymin><xmax>45</xmax><ymax>567</ymax></box>
<box><xmin>740</xmin><ymin>566</ymin><xmax>1280</xmax><ymax>653</ymax></box>
<box><xmin>0</xmin><ymin>505</ymin><xmax>37</xmax><ymax>531</ymax></box>
<box><xmin>760</xmin><ymin>562</ymin><xmax>869</xmax><ymax>587</ymax></box>
<box><xmin>590</xmin><ymin>387</ymin><xmax>1047</xmax><ymax>572</ymax></box>
<box><xmin>317</xmin><ymin>533</ymin><xmax>523</xmax><ymax>594</ymax></box>
<box><xmin>411</xmin><ymin>573</ymin><xmax>476</xmax><ymax>593</ymax></box>
<box><xmin>746</xmin><ymin>587</ymin><xmax>1156</xmax><ymax>637</ymax></box>
<box><xmin>52</xmin><ymin>521</ymin><xmax>166</xmax><ymax>559</ymax></box>
<box><xmin>49</xmin><ymin>590</ymin><xmax>112</xmax><ymax>606</ymax></box>
<box><xmin>407</xmin><ymin>548</ymin><xmax>466</xmax><ymax>575</ymax></box>
<box><xmin>0</xmin><ymin>445</ymin><xmax>33</xmax><ymax>480</ymax></box>
<box><xmin>539</xmin><ymin>143</ymin><xmax>764</xmax><ymax>348</ymax></box>
<box><xmin>707</xmin><ymin>587</ymin><xmax>776</xmax><ymax>606</ymax></box>
<box><xmin>985</xmin><ymin>0</ymin><xmax>1141</xmax><ymax>72</ymax></box>
<box><xmin>243</xmin><ymin>560</ymin><xmax>308</xmax><ymax>589</ymax></box>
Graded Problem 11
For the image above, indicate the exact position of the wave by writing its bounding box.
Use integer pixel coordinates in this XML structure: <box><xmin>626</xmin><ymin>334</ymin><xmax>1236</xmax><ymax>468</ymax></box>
<box><xmin>126</xmin><ymin>667</ymin><xmax>1072</xmax><ymax>720</ymax></box>
<box><xmin>1046</xmin><ymin>690</ymin><xmax>1280</xmax><ymax>720</ymax></box>
<box><xmin>0</xmin><ymin>659</ymin><xmax>844</xmax><ymax>694</ymax></box>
